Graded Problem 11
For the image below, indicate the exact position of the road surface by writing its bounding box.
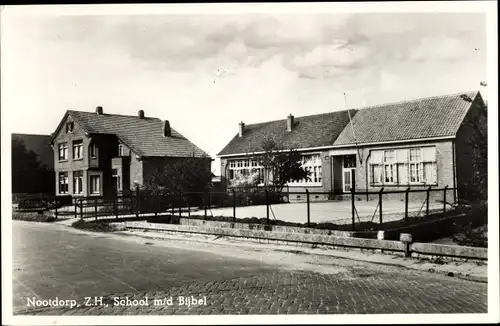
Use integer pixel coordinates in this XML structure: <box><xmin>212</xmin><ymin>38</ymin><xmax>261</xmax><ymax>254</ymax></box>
<box><xmin>12</xmin><ymin>220</ymin><xmax>487</xmax><ymax>315</ymax></box>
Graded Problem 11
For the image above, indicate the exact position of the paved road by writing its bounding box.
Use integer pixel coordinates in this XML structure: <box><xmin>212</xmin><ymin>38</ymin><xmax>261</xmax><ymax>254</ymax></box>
<box><xmin>12</xmin><ymin>221</ymin><xmax>487</xmax><ymax>315</ymax></box>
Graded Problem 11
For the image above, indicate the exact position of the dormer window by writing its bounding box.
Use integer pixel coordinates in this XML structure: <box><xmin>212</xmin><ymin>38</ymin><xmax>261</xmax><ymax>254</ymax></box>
<box><xmin>118</xmin><ymin>144</ymin><xmax>124</xmax><ymax>156</ymax></box>
<box><xmin>66</xmin><ymin>122</ymin><xmax>74</xmax><ymax>133</ymax></box>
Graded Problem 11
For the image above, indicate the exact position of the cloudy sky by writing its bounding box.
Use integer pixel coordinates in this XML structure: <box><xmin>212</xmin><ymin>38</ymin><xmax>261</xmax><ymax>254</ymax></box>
<box><xmin>1</xmin><ymin>4</ymin><xmax>490</xmax><ymax>174</ymax></box>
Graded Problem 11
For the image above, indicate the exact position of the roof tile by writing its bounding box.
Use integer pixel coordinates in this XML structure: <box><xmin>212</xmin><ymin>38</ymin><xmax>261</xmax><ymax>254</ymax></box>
<box><xmin>67</xmin><ymin>111</ymin><xmax>209</xmax><ymax>158</ymax></box>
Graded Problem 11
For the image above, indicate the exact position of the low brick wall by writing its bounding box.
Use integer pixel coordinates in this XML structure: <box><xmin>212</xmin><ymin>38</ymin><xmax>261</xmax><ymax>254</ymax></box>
<box><xmin>410</xmin><ymin>242</ymin><xmax>488</xmax><ymax>260</ymax></box>
<box><xmin>121</xmin><ymin>221</ymin><xmax>487</xmax><ymax>261</ymax></box>
<box><xmin>177</xmin><ymin>218</ymin><xmax>353</xmax><ymax>237</ymax></box>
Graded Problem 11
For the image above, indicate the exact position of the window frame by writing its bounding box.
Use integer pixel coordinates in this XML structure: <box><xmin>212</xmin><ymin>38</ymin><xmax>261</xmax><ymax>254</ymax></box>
<box><xmin>58</xmin><ymin>172</ymin><xmax>69</xmax><ymax>194</ymax></box>
<box><xmin>66</xmin><ymin>122</ymin><xmax>74</xmax><ymax>134</ymax></box>
<box><xmin>72</xmin><ymin>139</ymin><xmax>84</xmax><ymax>160</ymax></box>
<box><xmin>58</xmin><ymin>142</ymin><xmax>68</xmax><ymax>161</ymax></box>
<box><xmin>288</xmin><ymin>154</ymin><xmax>323</xmax><ymax>186</ymax></box>
<box><xmin>89</xmin><ymin>175</ymin><xmax>101</xmax><ymax>195</ymax></box>
<box><xmin>89</xmin><ymin>143</ymin><xmax>98</xmax><ymax>158</ymax></box>
<box><xmin>73</xmin><ymin>171</ymin><xmax>83</xmax><ymax>194</ymax></box>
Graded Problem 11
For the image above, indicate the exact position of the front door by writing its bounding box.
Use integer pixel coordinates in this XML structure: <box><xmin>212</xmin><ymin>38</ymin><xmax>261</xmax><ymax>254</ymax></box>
<box><xmin>343</xmin><ymin>169</ymin><xmax>356</xmax><ymax>192</ymax></box>
<box><xmin>343</xmin><ymin>155</ymin><xmax>357</xmax><ymax>193</ymax></box>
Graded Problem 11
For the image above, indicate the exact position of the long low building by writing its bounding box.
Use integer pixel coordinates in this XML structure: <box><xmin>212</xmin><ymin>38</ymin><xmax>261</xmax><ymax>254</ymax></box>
<box><xmin>217</xmin><ymin>91</ymin><xmax>487</xmax><ymax>202</ymax></box>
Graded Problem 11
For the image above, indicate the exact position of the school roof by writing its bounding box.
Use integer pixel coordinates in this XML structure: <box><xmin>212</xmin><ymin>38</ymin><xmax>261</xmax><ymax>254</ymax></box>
<box><xmin>12</xmin><ymin>133</ymin><xmax>54</xmax><ymax>169</ymax></box>
<box><xmin>51</xmin><ymin>110</ymin><xmax>209</xmax><ymax>158</ymax></box>
<box><xmin>217</xmin><ymin>110</ymin><xmax>357</xmax><ymax>156</ymax></box>
<box><xmin>333</xmin><ymin>91</ymin><xmax>481</xmax><ymax>146</ymax></box>
<box><xmin>217</xmin><ymin>90</ymin><xmax>483</xmax><ymax>156</ymax></box>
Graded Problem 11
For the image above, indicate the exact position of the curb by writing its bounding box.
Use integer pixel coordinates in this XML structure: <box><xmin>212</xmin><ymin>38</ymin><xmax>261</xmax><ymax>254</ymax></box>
<box><xmin>120</xmin><ymin>227</ymin><xmax>488</xmax><ymax>284</ymax></box>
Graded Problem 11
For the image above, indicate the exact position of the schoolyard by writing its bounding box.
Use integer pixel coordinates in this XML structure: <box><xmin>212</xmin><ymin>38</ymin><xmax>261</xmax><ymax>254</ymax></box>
<box><xmin>196</xmin><ymin>199</ymin><xmax>446</xmax><ymax>225</ymax></box>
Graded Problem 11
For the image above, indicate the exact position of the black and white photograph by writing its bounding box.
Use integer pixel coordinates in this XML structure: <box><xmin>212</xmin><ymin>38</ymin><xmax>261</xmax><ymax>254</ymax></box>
<box><xmin>1</xmin><ymin>1</ymin><xmax>498</xmax><ymax>325</ymax></box>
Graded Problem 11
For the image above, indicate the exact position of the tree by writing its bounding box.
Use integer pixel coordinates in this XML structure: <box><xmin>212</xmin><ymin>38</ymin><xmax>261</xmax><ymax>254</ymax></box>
<box><xmin>465</xmin><ymin>101</ymin><xmax>488</xmax><ymax>201</ymax></box>
<box><xmin>11</xmin><ymin>138</ymin><xmax>54</xmax><ymax>194</ymax></box>
<box><xmin>256</xmin><ymin>136</ymin><xmax>310</xmax><ymax>193</ymax></box>
<box><xmin>143</xmin><ymin>156</ymin><xmax>212</xmax><ymax>195</ymax></box>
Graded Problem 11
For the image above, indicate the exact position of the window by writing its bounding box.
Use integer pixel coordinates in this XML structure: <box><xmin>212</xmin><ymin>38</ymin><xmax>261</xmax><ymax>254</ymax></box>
<box><xmin>289</xmin><ymin>154</ymin><xmax>322</xmax><ymax>185</ymax></box>
<box><xmin>112</xmin><ymin>169</ymin><xmax>121</xmax><ymax>192</ymax></box>
<box><xmin>90</xmin><ymin>175</ymin><xmax>100</xmax><ymax>194</ymax></box>
<box><xmin>370</xmin><ymin>146</ymin><xmax>437</xmax><ymax>185</ymax></box>
<box><xmin>383</xmin><ymin>150</ymin><xmax>395</xmax><ymax>183</ymax></box>
<box><xmin>73</xmin><ymin>140</ymin><xmax>83</xmax><ymax>159</ymax></box>
<box><xmin>343</xmin><ymin>155</ymin><xmax>356</xmax><ymax>168</ymax></box>
<box><xmin>73</xmin><ymin>171</ymin><xmax>83</xmax><ymax>194</ymax></box>
<box><xmin>90</xmin><ymin>143</ymin><xmax>98</xmax><ymax>158</ymax></box>
<box><xmin>58</xmin><ymin>143</ymin><xmax>68</xmax><ymax>161</ymax></box>
<box><xmin>58</xmin><ymin>172</ymin><xmax>68</xmax><ymax>194</ymax></box>
<box><xmin>409</xmin><ymin>148</ymin><xmax>421</xmax><ymax>183</ymax></box>
<box><xmin>228</xmin><ymin>159</ymin><xmax>264</xmax><ymax>185</ymax></box>
<box><xmin>66</xmin><ymin>122</ymin><xmax>74</xmax><ymax>133</ymax></box>
<box><xmin>118</xmin><ymin>144</ymin><xmax>128</xmax><ymax>156</ymax></box>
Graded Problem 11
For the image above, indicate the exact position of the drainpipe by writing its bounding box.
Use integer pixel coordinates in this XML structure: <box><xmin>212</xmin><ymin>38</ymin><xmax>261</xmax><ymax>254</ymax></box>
<box><xmin>365</xmin><ymin>150</ymin><xmax>372</xmax><ymax>201</ymax></box>
<box><xmin>223</xmin><ymin>161</ymin><xmax>230</xmax><ymax>191</ymax></box>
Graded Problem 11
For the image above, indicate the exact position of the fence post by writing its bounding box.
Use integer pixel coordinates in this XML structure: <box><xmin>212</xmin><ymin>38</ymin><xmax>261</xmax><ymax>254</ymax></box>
<box><xmin>379</xmin><ymin>187</ymin><xmax>384</xmax><ymax>224</ymax></box>
<box><xmin>232</xmin><ymin>189</ymin><xmax>236</xmax><ymax>222</ymax></box>
<box><xmin>80</xmin><ymin>200</ymin><xmax>83</xmax><ymax>219</ymax></box>
<box><xmin>204</xmin><ymin>191</ymin><xmax>207</xmax><ymax>219</ymax></box>
<box><xmin>95</xmin><ymin>198</ymin><xmax>98</xmax><ymax>222</ymax></box>
<box><xmin>136</xmin><ymin>187</ymin><xmax>140</xmax><ymax>218</ymax></box>
<box><xmin>265</xmin><ymin>189</ymin><xmax>269</xmax><ymax>225</ymax></box>
<box><xmin>306</xmin><ymin>189</ymin><xmax>311</xmax><ymax>228</ymax></box>
<box><xmin>351</xmin><ymin>186</ymin><xmax>355</xmax><ymax>231</ymax></box>
<box><xmin>443</xmin><ymin>185</ymin><xmax>448</xmax><ymax>213</ymax></box>
<box><xmin>178</xmin><ymin>193</ymin><xmax>182</xmax><ymax>218</ymax></box>
<box><xmin>74</xmin><ymin>201</ymin><xmax>77</xmax><ymax>219</ymax></box>
<box><xmin>426</xmin><ymin>186</ymin><xmax>431</xmax><ymax>216</ymax></box>
<box><xmin>187</xmin><ymin>197</ymin><xmax>191</xmax><ymax>218</ymax></box>
<box><xmin>405</xmin><ymin>187</ymin><xmax>410</xmax><ymax>221</ymax></box>
<box><xmin>114</xmin><ymin>197</ymin><xmax>118</xmax><ymax>219</ymax></box>
<box><xmin>55</xmin><ymin>200</ymin><xmax>58</xmax><ymax>219</ymax></box>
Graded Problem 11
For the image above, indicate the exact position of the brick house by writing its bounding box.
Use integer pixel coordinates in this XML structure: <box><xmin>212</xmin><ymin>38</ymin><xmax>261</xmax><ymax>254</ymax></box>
<box><xmin>50</xmin><ymin>107</ymin><xmax>210</xmax><ymax>198</ymax></box>
<box><xmin>217</xmin><ymin>91</ymin><xmax>486</xmax><ymax>202</ymax></box>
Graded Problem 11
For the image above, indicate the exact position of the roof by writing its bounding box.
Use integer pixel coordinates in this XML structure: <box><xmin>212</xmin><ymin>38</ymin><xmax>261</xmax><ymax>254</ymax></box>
<box><xmin>52</xmin><ymin>110</ymin><xmax>209</xmax><ymax>158</ymax></box>
<box><xmin>333</xmin><ymin>91</ymin><xmax>481</xmax><ymax>146</ymax></box>
<box><xmin>217</xmin><ymin>110</ymin><xmax>356</xmax><ymax>156</ymax></box>
<box><xmin>12</xmin><ymin>133</ymin><xmax>54</xmax><ymax>169</ymax></box>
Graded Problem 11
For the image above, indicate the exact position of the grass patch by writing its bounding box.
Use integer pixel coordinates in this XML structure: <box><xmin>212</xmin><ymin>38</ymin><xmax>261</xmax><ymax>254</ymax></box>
<box><xmin>71</xmin><ymin>219</ymin><xmax>120</xmax><ymax>232</ymax></box>
<box><xmin>12</xmin><ymin>212</ymin><xmax>56</xmax><ymax>222</ymax></box>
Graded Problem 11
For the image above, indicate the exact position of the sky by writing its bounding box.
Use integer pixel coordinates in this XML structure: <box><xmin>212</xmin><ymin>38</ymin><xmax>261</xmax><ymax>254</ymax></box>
<box><xmin>1</xmin><ymin>4</ymin><xmax>491</xmax><ymax>175</ymax></box>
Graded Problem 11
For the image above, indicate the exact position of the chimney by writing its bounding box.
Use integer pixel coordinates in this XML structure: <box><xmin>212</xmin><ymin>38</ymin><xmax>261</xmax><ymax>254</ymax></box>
<box><xmin>162</xmin><ymin>120</ymin><xmax>171</xmax><ymax>137</ymax></box>
<box><xmin>239</xmin><ymin>121</ymin><xmax>245</xmax><ymax>137</ymax></box>
<box><xmin>287</xmin><ymin>114</ymin><xmax>295</xmax><ymax>132</ymax></box>
<box><xmin>96</xmin><ymin>106</ymin><xmax>103</xmax><ymax>115</ymax></box>
<box><xmin>138</xmin><ymin>110</ymin><xmax>145</xmax><ymax>119</ymax></box>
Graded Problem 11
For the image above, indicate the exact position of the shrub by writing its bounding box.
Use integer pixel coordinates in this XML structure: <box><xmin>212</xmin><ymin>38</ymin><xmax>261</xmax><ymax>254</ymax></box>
<box><xmin>71</xmin><ymin>219</ymin><xmax>119</xmax><ymax>232</ymax></box>
<box><xmin>12</xmin><ymin>212</ymin><xmax>56</xmax><ymax>222</ymax></box>
<box><xmin>451</xmin><ymin>201</ymin><xmax>487</xmax><ymax>247</ymax></box>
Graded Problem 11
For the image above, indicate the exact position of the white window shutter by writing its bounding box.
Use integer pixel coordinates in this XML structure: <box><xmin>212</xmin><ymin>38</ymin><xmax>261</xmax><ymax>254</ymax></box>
<box><xmin>422</xmin><ymin>147</ymin><xmax>436</xmax><ymax>162</ymax></box>
<box><xmin>396</xmin><ymin>149</ymin><xmax>409</xmax><ymax>163</ymax></box>
<box><xmin>398</xmin><ymin>164</ymin><xmax>409</xmax><ymax>184</ymax></box>
<box><xmin>371</xmin><ymin>150</ymin><xmax>383</xmax><ymax>164</ymax></box>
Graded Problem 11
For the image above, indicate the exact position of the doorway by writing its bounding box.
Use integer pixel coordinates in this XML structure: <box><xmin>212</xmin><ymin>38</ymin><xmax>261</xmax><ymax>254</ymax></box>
<box><xmin>342</xmin><ymin>155</ymin><xmax>357</xmax><ymax>193</ymax></box>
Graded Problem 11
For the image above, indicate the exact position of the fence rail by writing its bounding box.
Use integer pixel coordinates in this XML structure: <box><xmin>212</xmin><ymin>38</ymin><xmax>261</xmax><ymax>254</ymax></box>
<box><xmin>15</xmin><ymin>185</ymin><xmax>457</xmax><ymax>230</ymax></box>
<box><xmin>38</xmin><ymin>185</ymin><xmax>456</xmax><ymax>230</ymax></box>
